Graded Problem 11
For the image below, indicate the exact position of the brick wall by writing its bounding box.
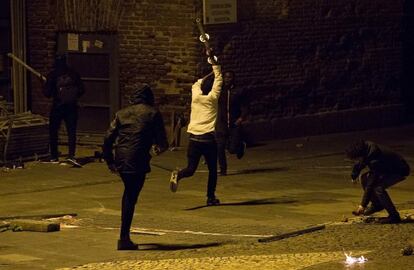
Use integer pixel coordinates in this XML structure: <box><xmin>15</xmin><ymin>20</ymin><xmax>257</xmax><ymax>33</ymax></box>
<box><xmin>118</xmin><ymin>0</ymin><xmax>201</xmax><ymax>107</ymax></box>
<box><xmin>26</xmin><ymin>0</ymin><xmax>408</xmax><ymax>140</ymax></box>
<box><xmin>212</xmin><ymin>0</ymin><xmax>404</xmax><ymax>119</ymax></box>
<box><xmin>26</xmin><ymin>0</ymin><xmax>57</xmax><ymax>114</ymax></box>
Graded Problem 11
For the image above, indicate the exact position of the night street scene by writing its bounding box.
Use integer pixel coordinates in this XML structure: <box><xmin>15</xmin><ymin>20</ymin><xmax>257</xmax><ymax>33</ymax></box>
<box><xmin>1</xmin><ymin>0</ymin><xmax>414</xmax><ymax>269</ymax></box>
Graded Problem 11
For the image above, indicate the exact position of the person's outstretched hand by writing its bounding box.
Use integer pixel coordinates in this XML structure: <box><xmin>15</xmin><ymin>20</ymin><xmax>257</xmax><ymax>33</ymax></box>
<box><xmin>352</xmin><ymin>205</ymin><xmax>365</xmax><ymax>216</ymax></box>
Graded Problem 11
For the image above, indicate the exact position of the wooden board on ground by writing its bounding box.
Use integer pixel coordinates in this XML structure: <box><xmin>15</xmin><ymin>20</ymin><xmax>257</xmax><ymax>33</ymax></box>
<box><xmin>0</xmin><ymin>213</ymin><xmax>77</xmax><ymax>220</ymax></box>
<box><xmin>9</xmin><ymin>219</ymin><xmax>60</xmax><ymax>232</ymax></box>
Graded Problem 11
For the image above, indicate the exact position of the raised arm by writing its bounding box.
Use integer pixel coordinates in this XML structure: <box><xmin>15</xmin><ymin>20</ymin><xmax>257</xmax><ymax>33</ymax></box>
<box><xmin>208</xmin><ymin>65</ymin><xmax>223</xmax><ymax>99</ymax></box>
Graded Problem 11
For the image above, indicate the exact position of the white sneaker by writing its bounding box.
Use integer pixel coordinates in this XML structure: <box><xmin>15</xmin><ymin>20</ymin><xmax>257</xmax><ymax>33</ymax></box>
<box><xmin>169</xmin><ymin>170</ymin><xmax>179</xmax><ymax>192</ymax></box>
<box><xmin>66</xmin><ymin>158</ymin><xmax>82</xmax><ymax>168</ymax></box>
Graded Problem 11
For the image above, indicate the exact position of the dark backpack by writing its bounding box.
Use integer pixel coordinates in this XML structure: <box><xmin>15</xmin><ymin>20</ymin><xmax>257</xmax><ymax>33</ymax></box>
<box><xmin>56</xmin><ymin>73</ymin><xmax>79</xmax><ymax>104</ymax></box>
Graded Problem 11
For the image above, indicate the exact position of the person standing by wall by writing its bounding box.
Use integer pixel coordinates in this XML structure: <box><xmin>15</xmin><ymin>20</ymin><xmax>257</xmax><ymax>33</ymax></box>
<box><xmin>102</xmin><ymin>84</ymin><xmax>168</xmax><ymax>250</ymax></box>
<box><xmin>43</xmin><ymin>54</ymin><xmax>84</xmax><ymax>166</ymax></box>
<box><xmin>169</xmin><ymin>58</ymin><xmax>223</xmax><ymax>206</ymax></box>
<box><xmin>215</xmin><ymin>70</ymin><xmax>249</xmax><ymax>176</ymax></box>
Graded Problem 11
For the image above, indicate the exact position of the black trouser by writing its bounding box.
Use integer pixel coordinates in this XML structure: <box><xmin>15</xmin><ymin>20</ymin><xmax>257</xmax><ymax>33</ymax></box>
<box><xmin>227</xmin><ymin>126</ymin><xmax>243</xmax><ymax>155</ymax></box>
<box><xmin>49</xmin><ymin>104</ymin><xmax>78</xmax><ymax>159</ymax></box>
<box><xmin>119</xmin><ymin>172</ymin><xmax>146</xmax><ymax>240</ymax></box>
<box><xmin>216</xmin><ymin>126</ymin><xmax>244</xmax><ymax>171</ymax></box>
<box><xmin>177</xmin><ymin>138</ymin><xmax>218</xmax><ymax>198</ymax></box>
<box><xmin>215</xmin><ymin>131</ymin><xmax>228</xmax><ymax>172</ymax></box>
<box><xmin>360</xmin><ymin>172</ymin><xmax>405</xmax><ymax>217</ymax></box>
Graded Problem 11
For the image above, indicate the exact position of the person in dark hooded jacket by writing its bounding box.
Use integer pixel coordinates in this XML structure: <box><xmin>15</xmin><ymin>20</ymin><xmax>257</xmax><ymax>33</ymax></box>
<box><xmin>102</xmin><ymin>84</ymin><xmax>168</xmax><ymax>250</ymax></box>
<box><xmin>43</xmin><ymin>54</ymin><xmax>85</xmax><ymax>165</ymax></box>
<box><xmin>346</xmin><ymin>140</ymin><xmax>410</xmax><ymax>224</ymax></box>
<box><xmin>215</xmin><ymin>70</ymin><xmax>249</xmax><ymax>175</ymax></box>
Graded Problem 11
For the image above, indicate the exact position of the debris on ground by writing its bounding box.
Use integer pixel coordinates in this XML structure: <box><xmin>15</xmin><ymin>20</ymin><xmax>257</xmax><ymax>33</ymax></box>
<box><xmin>401</xmin><ymin>244</ymin><xmax>413</xmax><ymax>256</ymax></box>
<box><xmin>9</xmin><ymin>219</ymin><xmax>60</xmax><ymax>232</ymax></box>
<box><xmin>46</xmin><ymin>215</ymin><xmax>81</xmax><ymax>228</ymax></box>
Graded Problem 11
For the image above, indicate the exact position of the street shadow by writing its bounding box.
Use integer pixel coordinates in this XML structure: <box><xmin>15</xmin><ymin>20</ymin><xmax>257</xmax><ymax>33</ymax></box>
<box><xmin>226</xmin><ymin>166</ymin><xmax>289</xmax><ymax>175</ymax></box>
<box><xmin>138</xmin><ymin>242</ymin><xmax>222</xmax><ymax>251</ymax></box>
<box><xmin>76</xmin><ymin>157</ymin><xmax>95</xmax><ymax>166</ymax></box>
<box><xmin>151</xmin><ymin>164</ymin><xmax>289</xmax><ymax>175</ymax></box>
<box><xmin>184</xmin><ymin>198</ymin><xmax>298</xmax><ymax>211</ymax></box>
<box><xmin>292</xmin><ymin>192</ymin><xmax>354</xmax><ymax>205</ymax></box>
<box><xmin>245</xmin><ymin>142</ymin><xmax>267</xmax><ymax>148</ymax></box>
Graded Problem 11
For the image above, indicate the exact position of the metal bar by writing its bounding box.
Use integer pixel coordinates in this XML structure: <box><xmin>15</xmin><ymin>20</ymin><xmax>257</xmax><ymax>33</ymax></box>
<box><xmin>258</xmin><ymin>224</ymin><xmax>326</xmax><ymax>243</ymax></box>
<box><xmin>3</xmin><ymin>117</ymin><xmax>14</xmax><ymax>163</ymax></box>
<box><xmin>196</xmin><ymin>18</ymin><xmax>212</xmax><ymax>50</ymax></box>
<box><xmin>7</xmin><ymin>53</ymin><xmax>46</xmax><ymax>81</ymax></box>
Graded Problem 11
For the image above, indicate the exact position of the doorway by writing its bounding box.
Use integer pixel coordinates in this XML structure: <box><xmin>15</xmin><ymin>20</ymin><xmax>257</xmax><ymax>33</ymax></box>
<box><xmin>57</xmin><ymin>32</ymin><xmax>119</xmax><ymax>143</ymax></box>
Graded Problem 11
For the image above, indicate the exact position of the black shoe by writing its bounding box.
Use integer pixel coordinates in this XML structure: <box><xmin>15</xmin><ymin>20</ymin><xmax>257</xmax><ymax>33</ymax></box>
<box><xmin>219</xmin><ymin>168</ymin><xmax>227</xmax><ymax>176</ymax></box>
<box><xmin>117</xmin><ymin>239</ymin><xmax>138</xmax><ymax>250</ymax></box>
<box><xmin>363</xmin><ymin>205</ymin><xmax>384</xmax><ymax>216</ymax></box>
<box><xmin>207</xmin><ymin>197</ymin><xmax>220</xmax><ymax>206</ymax></box>
<box><xmin>379</xmin><ymin>215</ymin><xmax>401</xmax><ymax>224</ymax></box>
<box><xmin>236</xmin><ymin>142</ymin><xmax>246</xmax><ymax>159</ymax></box>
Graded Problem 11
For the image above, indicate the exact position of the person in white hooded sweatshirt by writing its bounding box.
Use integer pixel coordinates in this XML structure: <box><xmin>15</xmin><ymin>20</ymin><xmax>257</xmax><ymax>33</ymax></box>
<box><xmin>169</xmin><ymin>61</ymin><xmax>223</xmax><ymax>206</ymax></box>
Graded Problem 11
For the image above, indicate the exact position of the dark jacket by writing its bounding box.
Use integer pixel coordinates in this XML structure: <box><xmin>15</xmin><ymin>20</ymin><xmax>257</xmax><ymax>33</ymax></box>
<box><xmin>351</xmin><ymin>141</ymin><xmax>410</xmax><ymax>207</ymax></box>
<box><xmin>102</xmin><ymin>86</ymin><xmax>168</xmax><ymax>174</ymax></box>
<box><xmin>43</xmin><ymin>67</ymin><xmax>85</xmax><ymax>106</ymax></box>
<box><xmin>216</xmin><ymin>84</ymin><xmax>248</xmax><ymax>133</ymax></box>
<box><xmin>351</xmin><ymin>141</ymin><xmax>410</xmax><ymax>179</ymax></box>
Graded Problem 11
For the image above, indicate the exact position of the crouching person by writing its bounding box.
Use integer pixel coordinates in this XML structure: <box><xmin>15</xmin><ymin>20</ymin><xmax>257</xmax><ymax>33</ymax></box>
<box><xmin>102</xmin><ymin>85</ymin><xmax>168</xmax><ymax>250</ymax></box>
<box><xmin>346</xmin><ymin>140</ymin><xmax>410</xmax><ymax>224</ymax></box>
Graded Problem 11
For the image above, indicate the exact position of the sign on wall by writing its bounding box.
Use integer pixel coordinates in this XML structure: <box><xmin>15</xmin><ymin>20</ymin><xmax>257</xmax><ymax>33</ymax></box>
<box><xmin>203</xmin><ymin>0</ymin><xmax>237</xmax><ymax>24</ymax></box>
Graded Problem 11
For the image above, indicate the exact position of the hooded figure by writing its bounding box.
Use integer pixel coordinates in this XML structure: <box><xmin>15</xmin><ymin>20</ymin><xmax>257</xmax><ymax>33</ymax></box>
<box><xmin>128</xmin><ymin>84</ymin><xmax>154</xmax><ymax>106</ymax></box>
<box><xmin>103</xmin><ymin>84</ymin><xmax>167</xmax><ymax>173</ymax></box>
<box><xmin>102</xmin><ymin>84</ymin><xmax>168</xmax><ymax>250</ymax></box>
<box><xmin>346</xmin><ymin>140</ymin><xmax>410</xmax><ymax>224</ymax></box>
<box><xmin>43</xmin><ymin>54</ymin><xmax>85</xmax><ymax>164</ymax></box>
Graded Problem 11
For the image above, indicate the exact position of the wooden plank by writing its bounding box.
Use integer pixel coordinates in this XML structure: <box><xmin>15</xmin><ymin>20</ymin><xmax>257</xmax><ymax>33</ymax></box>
<box><xmin>258</xmin><ymin>225</ymin><xmax>326</xmax><ymax>243</ymax></box>
<box><xmin>0</xmin><ymin>213</ymin><xmax>77</xmax><ymax>220</ymax></box>
<box><xmin>9</xmin><ymin>219</ymin><xmax>60</xmax><ymax>232</ymax></box>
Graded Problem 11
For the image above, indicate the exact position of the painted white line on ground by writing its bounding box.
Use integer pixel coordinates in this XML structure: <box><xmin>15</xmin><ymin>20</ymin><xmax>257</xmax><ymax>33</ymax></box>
<box><xmin>102</xmin><ymin>226</ymin><xmax>272</xmax><ymax>238</ymax></box>
<box><xmin>131</xmin><ymin>227</ymin><xmax>273</xmax><ymax>238</ymax></box>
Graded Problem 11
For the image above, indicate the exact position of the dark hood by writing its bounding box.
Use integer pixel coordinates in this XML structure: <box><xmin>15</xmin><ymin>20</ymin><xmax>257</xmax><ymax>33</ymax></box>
<box><xmin>54</xmin><ymin>54</ymin><xmax>68</xmax><ymax>71</ymax></box>
<box><xmin>129</xmin><ymin>84</ymin><xmax>154</xmax><ymax>105</ymax></box>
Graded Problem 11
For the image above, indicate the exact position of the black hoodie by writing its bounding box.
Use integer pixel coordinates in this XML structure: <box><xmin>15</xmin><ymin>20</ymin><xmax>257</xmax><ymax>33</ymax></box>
<box><xmin>350</xmin><ymin>141</ymin><xmax>410</xmax><ymax>207</ymax></box>
<box><xmin>102</xmin><ymin>86</ymin><xmax>168</xmax><ymax>173</ymax></box>
<box><xmin>43</xmin><ymin>57</ymin><xmax>85</xmax><ymax>105</ymax></box>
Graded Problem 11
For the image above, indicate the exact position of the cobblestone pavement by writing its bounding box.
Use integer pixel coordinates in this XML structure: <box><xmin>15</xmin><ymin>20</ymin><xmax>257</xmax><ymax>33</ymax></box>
<box><xmin>1</xmin><ymin>125</ymin><xmax>414</xmax><ymax>270</ymax></box>
<box><xmin>56</xmin><ymin>251</ymin><xmax>370</xmax><ymax>270</ymax></box>
<box><xmin>54</xmin><ymin>216</ymin><xmax>414</xmax><ymax>270</ymax></box>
